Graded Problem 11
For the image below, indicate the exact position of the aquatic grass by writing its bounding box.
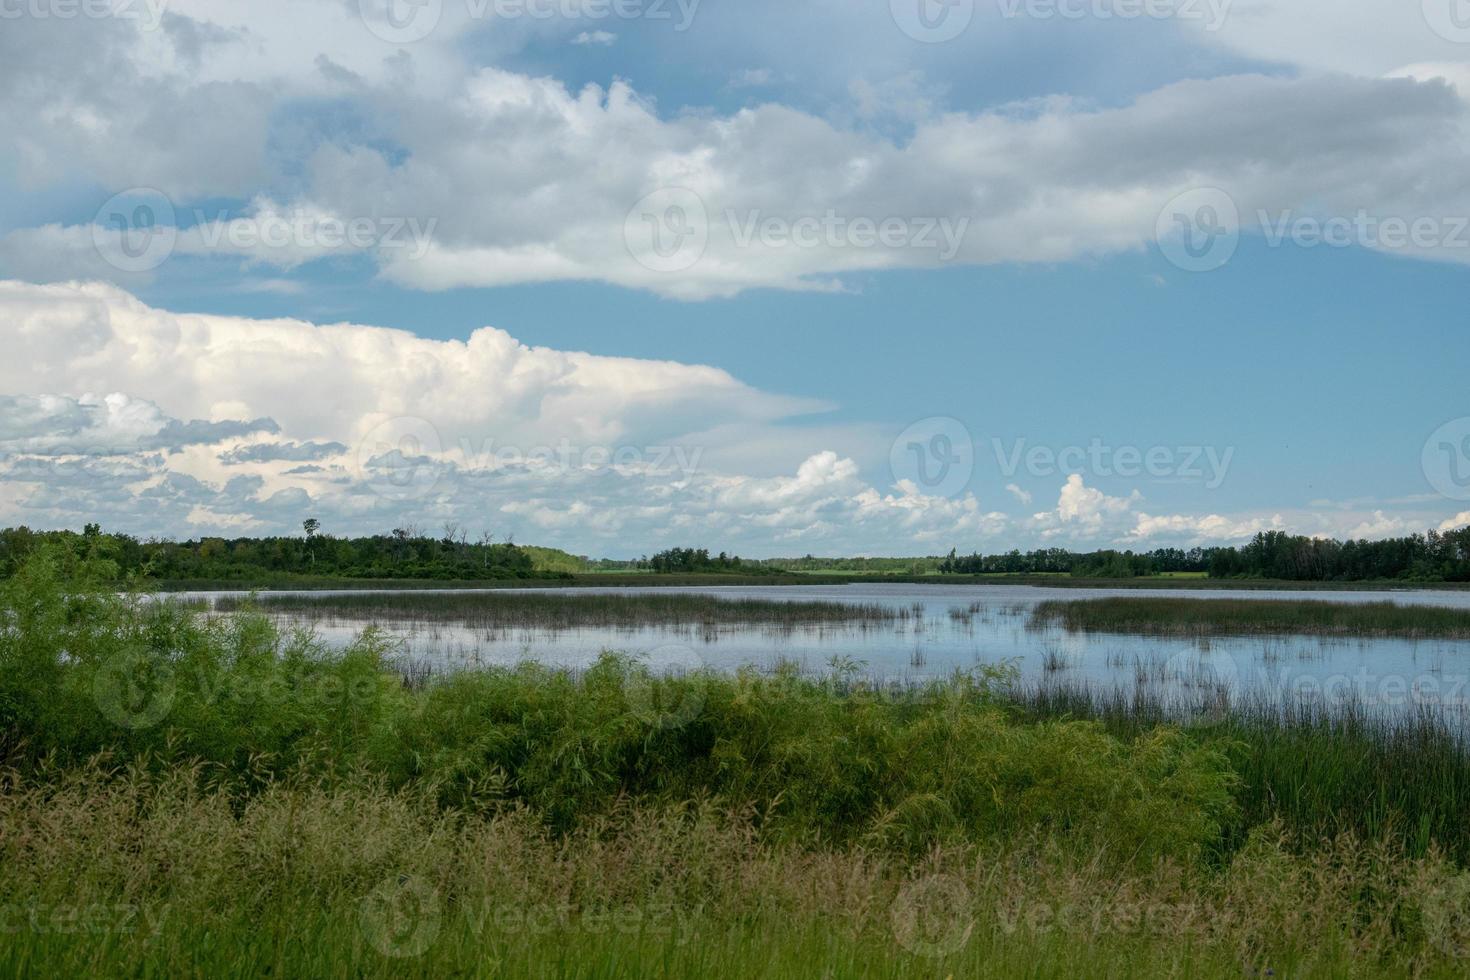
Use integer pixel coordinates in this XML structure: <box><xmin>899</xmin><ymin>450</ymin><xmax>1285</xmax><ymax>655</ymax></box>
<box><xmin>213</xmin><ymin>590</ymin><xmax>908</xmax><ymax>632</ymax></box>
<box><xmin>1009</xmin><ymin>680</ymin><xmax>1470</xmax><ymax>863</ymax></box>
<box><xmin>1031</xmin><ymin>597</ymin><xmax>1470</xmax><ymax>638</ymax></box>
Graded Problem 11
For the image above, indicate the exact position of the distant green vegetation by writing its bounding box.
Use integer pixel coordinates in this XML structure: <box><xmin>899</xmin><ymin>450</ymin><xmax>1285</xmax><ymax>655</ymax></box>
<box><xmin>5</xmin><ymin>548</ymin><xmax>1470</xmax><ymax>975</ymax></box>
<box><xmin>0</xmin><ymin>523</ymin><xmax>577</xmax><ymax>585</ymax></box>
<box><xmin>215</xmin><ymin>590</ymin><xmax>906</xmax><ymax>629</ymax></box>
<box><xmin>1031</xmin><ymin>596</ymin><xmax>1470</xmax><ymax>637</ymax></box>
<box><xmin>939</xmin><ymin>527</ymin><xmax>1470</xmax><ymax>582</ymax></box>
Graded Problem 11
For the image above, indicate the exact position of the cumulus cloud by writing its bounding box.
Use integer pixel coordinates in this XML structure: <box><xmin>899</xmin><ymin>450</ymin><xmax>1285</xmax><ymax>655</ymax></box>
<box><xmin>0</xmin><ymin>393</ymin><xmax>276</xmax><ymax>456</ymax></box>
<box><xmin>1004</xmin><ymin>483</ymin><xmax>1032</xmax><ymax>506</ymax></box>
<box><xmin>5</xmin><ymin>6</ymin><xmax>1470</xmax><ymax>299</ymax></box>
<box><xmin>0</xmin><ymin>281</ymin><xmax>1009</xmax><ymax>550</ymax></box>
<box><xmin>219</xmin><ymin>440</ymin><xmax>349</xmax><ymax>465</ymax></box>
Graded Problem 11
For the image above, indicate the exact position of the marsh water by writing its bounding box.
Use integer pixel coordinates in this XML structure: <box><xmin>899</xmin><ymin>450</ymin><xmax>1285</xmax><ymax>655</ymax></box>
<box><xmin>182</xmin><ymin>583</ymin><xmax>1470</xmax><ymax>719</ymax></box>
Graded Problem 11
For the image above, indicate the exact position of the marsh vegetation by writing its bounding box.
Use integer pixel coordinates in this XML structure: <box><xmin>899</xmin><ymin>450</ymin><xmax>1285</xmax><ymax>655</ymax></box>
<box><xmin>1031</xmin><ymin>596</ymin><xmax>1470</xmax><ymax>638</ymax></box>
<box><xmin>6</xmin><ymin>550</ymin><xmax>1470</xmax><ymax>975</ymax></box>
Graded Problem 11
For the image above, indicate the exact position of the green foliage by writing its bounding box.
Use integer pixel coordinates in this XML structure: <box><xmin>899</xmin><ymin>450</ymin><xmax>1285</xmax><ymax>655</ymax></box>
<box><xmin>0</xmin><ymin>524</ymin><xmax>561</xmax><ymax>585</ymax></box>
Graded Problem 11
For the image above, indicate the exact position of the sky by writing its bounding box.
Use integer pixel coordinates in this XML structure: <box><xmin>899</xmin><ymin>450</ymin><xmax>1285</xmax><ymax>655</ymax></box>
<box><xmin>1</xmin><ymin>0</ymin><xmax>1469</xmax><ymax>558</ymax></box>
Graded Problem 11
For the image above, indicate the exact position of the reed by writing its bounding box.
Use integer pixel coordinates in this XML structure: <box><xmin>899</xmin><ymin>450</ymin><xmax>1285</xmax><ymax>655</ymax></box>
<box><xmin>212</xmin><ymin>590</ymin><xmax>907</xmax><ymax>630</ymax></box>
<box><xmin>1031</xmin><ymin>597</ymin><xmax>1470</xmax><ymax>637</ymax></box>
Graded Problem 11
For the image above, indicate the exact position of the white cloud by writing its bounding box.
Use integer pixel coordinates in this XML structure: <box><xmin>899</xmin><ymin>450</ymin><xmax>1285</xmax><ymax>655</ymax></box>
<box><xmin>571</xmin><ymin>31</ymin><xmax>617</xmax><ymax>46</ymax></box>
<box><xmin>6</xmin><ymin>8</ymin><xmax>1470</xmax><ymax>300</ymax></box>
<box><xmin>1004</xmin><ymin>483</ymin><xmax>1032</xmax><ymax>506</ymax></box>
<box><xmin>1440</xmin><ymin>511</ymin><xmax>1470</xmax><ymax>532</ymax></box>
<box><xmin>0</xmin><ymin>281</ymin><xmax>1010</xmax><ymax>551</ymax></box>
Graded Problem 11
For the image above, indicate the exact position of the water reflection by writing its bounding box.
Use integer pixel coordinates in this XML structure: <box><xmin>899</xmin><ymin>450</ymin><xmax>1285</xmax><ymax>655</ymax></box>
<box><xmin>180</xmin><ymin>583</ymin><xmax>1470</xmax><ymax>721</ymax></box>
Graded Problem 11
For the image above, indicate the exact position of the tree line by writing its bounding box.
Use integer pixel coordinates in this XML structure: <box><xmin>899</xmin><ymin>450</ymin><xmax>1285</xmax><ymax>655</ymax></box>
<box><xmin>0</xmin><ymin>523</ymin><xmax>571</xmax><ymax>583</ymax></box>
<box><xmin>939</xmin><ymin>527</ymin><xmax>1470</xmax><ymax>582</ymax></box>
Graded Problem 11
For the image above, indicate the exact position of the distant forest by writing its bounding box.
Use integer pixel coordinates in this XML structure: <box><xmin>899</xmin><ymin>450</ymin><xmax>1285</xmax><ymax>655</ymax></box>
<box><xmin>939</xmin><ymin>528</ymin><xmax>1470</xmax><ymax>582</ymax></box>
<box><xmin>0</xmin><ymin>523</ymin><xmax>577</xmax><ymax>583</ymax></box>
<box><xmin>3</xmin><ymin>524</ymin><xmax>1468</xmax><ymax>584</ymax></box>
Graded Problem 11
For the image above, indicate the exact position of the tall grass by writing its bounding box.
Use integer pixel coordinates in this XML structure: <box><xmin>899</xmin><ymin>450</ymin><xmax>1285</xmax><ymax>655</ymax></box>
<box><xmin>1031</xmin><ymin>596</ymin><xmax>1470</xmax><ymax>637</ymax></box>
<box><xmin>3</xmin><ymin>766</ymin><xmax>1468</xmax><ymax>977</ymax></box>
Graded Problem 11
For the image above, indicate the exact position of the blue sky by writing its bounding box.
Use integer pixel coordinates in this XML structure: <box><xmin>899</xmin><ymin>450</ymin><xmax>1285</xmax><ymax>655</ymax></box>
<box><xmin>1</xmin><ymin>1</ymin><xmax>1469</xmax><ymax>556</ymax></box>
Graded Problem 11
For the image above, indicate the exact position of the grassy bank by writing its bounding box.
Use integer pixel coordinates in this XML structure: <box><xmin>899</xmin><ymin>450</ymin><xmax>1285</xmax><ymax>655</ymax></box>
<box><xmin>5</xmin><ymin>551</ymin><xmax>1470</xmax><ymax>975</ymax></box>
<box><xmin>1031</xmin><ymin>596</ymin><xmax>1470</xmax><ymax>637</ymax></box>
<box><xmin>211</xmin><ymin>590</ymin><xmax>906</xmax><ymax>629</ymax></box>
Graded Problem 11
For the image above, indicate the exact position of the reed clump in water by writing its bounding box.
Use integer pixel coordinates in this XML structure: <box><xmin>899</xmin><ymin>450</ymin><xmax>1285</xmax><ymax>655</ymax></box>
<box><xmin>213</xmin><ymin>590</ymin><xmax>908</xmax><ymax>631</ymax></box>
<box><xmin>1030</xmin><ymin>597</ymin><xmax>1470</xmax><ymax>638</ymax></box>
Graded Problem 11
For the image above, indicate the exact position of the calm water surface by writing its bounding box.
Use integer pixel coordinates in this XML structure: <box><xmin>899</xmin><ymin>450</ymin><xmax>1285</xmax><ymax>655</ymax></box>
<box><xmin>181</xmin><ymin>584</ymin><xmax>1470</xmax><ymax>719</ymax></box>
